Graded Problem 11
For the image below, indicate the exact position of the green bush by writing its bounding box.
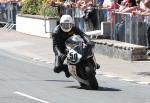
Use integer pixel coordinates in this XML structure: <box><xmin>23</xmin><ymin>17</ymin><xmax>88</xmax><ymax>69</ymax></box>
<box><xmin>42</xmin><ymin>6</ymin><xmax>59</xmax><ymax>17</ymax></box>
<box><xmin>21</xmin><ymin>0</ymin><xmax>58</xmax><ymax>17</ymax></box>
<box><xmin>21</xmin><ymin>0</ymin><xmax>39</xmax><ymax>15</ymax></box>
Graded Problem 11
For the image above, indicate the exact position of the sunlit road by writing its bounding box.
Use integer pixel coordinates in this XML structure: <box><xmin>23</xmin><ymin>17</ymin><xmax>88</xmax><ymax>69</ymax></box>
<box><xmin>0</xmin><ymin>50</ymin><xmax>150</xmax><ymax>103</ymax></box>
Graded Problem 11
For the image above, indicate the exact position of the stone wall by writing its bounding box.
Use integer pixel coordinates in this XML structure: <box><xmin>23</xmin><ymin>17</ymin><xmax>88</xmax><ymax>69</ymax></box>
<box><xmin>93</xmin><ymin>39</ymin><xmax>147</xmax><ymax>61</ymax></box>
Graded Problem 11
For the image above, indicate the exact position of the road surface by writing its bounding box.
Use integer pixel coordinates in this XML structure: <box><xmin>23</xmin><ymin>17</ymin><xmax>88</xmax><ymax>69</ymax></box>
<box><xmin>0</xmin><ymin>50</ymin><xmax>150</xmax><ymax>103</ymax></box>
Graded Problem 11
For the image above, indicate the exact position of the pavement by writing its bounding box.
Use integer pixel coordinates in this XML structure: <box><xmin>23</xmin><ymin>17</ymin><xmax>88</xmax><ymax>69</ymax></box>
<box><xmin>0</xmin><ymin>29</ymin><xmax>150</xmax><ymax>86</ymax></box>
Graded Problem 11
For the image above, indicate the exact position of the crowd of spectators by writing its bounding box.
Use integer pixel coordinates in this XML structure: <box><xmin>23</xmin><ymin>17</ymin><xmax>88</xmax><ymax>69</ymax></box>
<box><xmin>47</xmin><ymin>0</ymin><xmax>147</xmax><ymax>25</ymax></box>
<box><xmin>48</xmin><ymin>0</ymin><xmax>150</xmax><ymax>53</ymax></box>
<box><xmin>47</xmin><ymin>0</ymin><xmax>149</xmax><ymax>16</ymax></box>
<box><xmin>0</xmin><ymin>0</ymin><xmax>21</xmax><ymax>4</ymax></box>
<box><xmin>47</xmin><ymin>0</ymin><xmax>148</xmax><ymax>25</ymax></box>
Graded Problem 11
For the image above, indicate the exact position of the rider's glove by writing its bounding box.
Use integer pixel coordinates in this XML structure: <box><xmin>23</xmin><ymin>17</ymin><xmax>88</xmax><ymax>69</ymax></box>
<box><xmin>86</xmin><ymin>41</ymin><xmax>95</xmax><ymax>48</ymax></box>
<box><xmin>58</xmin><ymin>53</ymin><xmax>66</xmax><ymax>61</ymax></box>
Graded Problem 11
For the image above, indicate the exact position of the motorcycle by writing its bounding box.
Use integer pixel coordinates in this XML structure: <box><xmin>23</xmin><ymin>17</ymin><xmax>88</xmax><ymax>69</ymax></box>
<box><xmin>65</xmin><ymin>35</ymin><xmax>99</xmax><ymax>90</ymax></box>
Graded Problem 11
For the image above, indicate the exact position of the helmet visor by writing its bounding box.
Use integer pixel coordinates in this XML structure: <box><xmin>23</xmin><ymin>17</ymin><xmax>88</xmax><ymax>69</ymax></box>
<box><xmin>60</xmin><ymin>23</ymin><xmax>72</xmax><ymax>32</ymax></box>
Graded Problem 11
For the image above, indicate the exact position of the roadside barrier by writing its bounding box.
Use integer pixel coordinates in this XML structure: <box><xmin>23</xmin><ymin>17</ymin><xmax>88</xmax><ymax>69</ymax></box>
<box><xmin>47</xmin><ymin>6</ymin><xmax>148</xmax><ymax>46</ymax></box>
<box><xmin>1</xmin><ymin>3</ymin><xmax>147</xmax><ymax>47</ymax></box>
<box><xmin>112</xmin><ymin>12</ymin><xmax>148</xmax><ymax>46</ymax></box>
<box><xmin>44</xmin><ymin>6</ymin><xmax>149</xmax><ymax>46</ymax></box>
<box><xmin>0</xmin><ymin>3</ymin><xmax>7</xmax><ymax>27</ymax></box>
<box><xmin>0</xmin><ymin>2</ymin><xmax>17</xmax><ymax>31</ymax></box>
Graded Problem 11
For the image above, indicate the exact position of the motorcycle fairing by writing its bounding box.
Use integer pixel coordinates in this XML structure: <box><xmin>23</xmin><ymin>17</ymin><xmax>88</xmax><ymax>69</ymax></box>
<box><xmin>68</xmin><ymin>64</ymin><xmax>89</xmax><ymax>85</ymax></box>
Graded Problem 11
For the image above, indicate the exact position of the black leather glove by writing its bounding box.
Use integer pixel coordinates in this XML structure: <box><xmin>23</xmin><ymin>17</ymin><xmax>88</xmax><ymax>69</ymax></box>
<box><xmin>86</xmin><ymin>41</ymin><xmax>95</xmax><ymax>48</ymax></box>
<box><xmin>58</xmin><ymin>53</ymin><xmax>66</xmax><ymax>61</ymax></box>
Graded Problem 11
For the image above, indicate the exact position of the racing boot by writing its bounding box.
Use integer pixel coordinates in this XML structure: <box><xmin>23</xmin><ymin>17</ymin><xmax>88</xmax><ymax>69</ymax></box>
<box><xmin>54</xmin><ymin>66</ymin><xmax>64</xmax><ymax>73</ymax></box>
<box><xmin>63</xmin><ymin>64</ymin><xmax>71</xmax><ymax>78</ymax></box>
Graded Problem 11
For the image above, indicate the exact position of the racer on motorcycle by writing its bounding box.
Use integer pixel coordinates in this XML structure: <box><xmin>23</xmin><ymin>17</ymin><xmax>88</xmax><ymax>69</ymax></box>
<box><xmin>52</xmin><ymin>14</ymin><xmax>100</xmax><ymax>78</ymax></box>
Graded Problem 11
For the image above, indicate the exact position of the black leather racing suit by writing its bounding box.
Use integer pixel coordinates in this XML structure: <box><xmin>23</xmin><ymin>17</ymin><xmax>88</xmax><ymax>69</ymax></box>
<box><xmin>52</xmin><ymin>25</ymin><xmax>90</xmax><ymax>77</ymax></box>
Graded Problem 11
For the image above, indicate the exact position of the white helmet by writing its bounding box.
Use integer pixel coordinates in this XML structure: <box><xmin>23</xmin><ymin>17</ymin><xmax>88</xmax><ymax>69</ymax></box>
<box><xmin>60</xmin><ymin>15</ymin><xmax>74</xmax><ymax>32</ymax></box>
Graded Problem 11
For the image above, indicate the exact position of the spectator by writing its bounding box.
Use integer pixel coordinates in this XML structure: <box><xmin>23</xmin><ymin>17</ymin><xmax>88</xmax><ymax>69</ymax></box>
<box><xmin>77</xmin><ymin>0</ymin><xmax>86</xmax><ymax>10</ymax></box>
<box><xmin>63</xmin><ymin>1</ymin><xmax>72</xmax><ymax>9</ymax></box>
<box><xmin>107</xmin><ymin>0</ymin><xmax>120</xmax><ymax>9</ymax></box>
<box><xmin>63</xmin><ymin>0</ymin><xmax>74</xmax><ymax>15</ymax></box>
<box><xmin>142</xmin><ymin>0</ymin><xmax>150</xmax><ymax>54</ymax></box>
<box><xmin>115</xmin><ymin>0</ymin><xmax>137</xmax><ymax>41</ymax></box>
<box><xmin>87</xmin><ymin>0</ymin><xmax>96</xmax><ymax>6</ymax></box>
<box><xmin>118</xmin><ymin>0</ymin><xmax>123</xmax><ymax>4</ymax></box>
<box><xmin>119</xmin><ymin>0</ymin><xmax>128</xmax><ymax>11</ymax></box>
<box><xmin>103</xmin><ymin>0</ymin><xmax>112</xmax><ymax>8</ymax></box>
<box><xmin>120</xmin><ymin>0</ymin><xmax>137</xmax><ymax>13</ymax></box>
<box><xmin>48</xmin><ymin>0</ymin><xmax>65</xmax><ymax>25</ymax></box>
<box><xmin>107</xmin><ymin>0</ymin><xmax>120</xmax><ymax>22</ymax></box>
<box><xmin>49</xmin><ymin>0</ymin><xmax>64</xmax><ymax>6</ymax></box>
<box><xmin>82</xmin><ymin>1</ymin><xmax>98</xmax><ymax>30</ymax></box>
<box><xmin>96</xmin><ymin>0</ymin><xmax>104</xmax><ymax>6</ymax></box>
<box><xmin>131</xmin><ymin>0</ymin><xmax>145</xmax><ymax>16</ymax></box>
<box><xmin>136</xmin><ymin>0</ymin><xmax>141</xmax><ymax>5</ymax></box>
<box><xmin>74</xmin><ymin>0</ymin><xmax>86</xmax><ymax>31</ymax></box>
<box><xmin>132</xmin><ymin>0</ymin><xmax>150</xmax><ymax>54</ymax></box>
<box><xmin>140</xmin><ymin>0</ymin><xmax>147</xmax><ymax>9</ymax></box>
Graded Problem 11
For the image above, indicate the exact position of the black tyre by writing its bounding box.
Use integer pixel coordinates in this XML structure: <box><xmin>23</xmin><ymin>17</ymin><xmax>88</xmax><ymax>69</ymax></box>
<box><xmin>79</xmin><ymin>82</ymin><xmax>88</xmax><ymax>89</ymax></box>
<box><xmin>85</xmin><ymin>63</ymin><xmax>99</xmax><ymax>90</ymax></box>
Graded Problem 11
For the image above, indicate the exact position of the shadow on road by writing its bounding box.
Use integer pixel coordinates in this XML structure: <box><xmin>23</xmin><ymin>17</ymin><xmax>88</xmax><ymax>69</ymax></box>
<box><xmin>66</xmin><ymin>86</ymin><xmax>122</xmax><ymax>91</ymax></box>
<box><xmin>97</xmin><ymin>86</ymin><xmax>122</xmax><ymax>91</ymax></box>
<box><xmin>136</xmin><ymin>72</ymin><xmax>150</xmax><ymax>76</ymax></box>
<box><xmin>44</xmin><ymin>80</ymin><xmax>75</xmax><ymax>82</ymax></box>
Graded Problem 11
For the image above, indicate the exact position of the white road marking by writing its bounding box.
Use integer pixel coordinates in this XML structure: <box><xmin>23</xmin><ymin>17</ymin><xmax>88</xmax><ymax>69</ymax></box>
<box><xmin>97</xmin><ymin>72</ymin><xmax>150</xmax><ymax>86</ymax></box>
<box><xmin>102</xmin><ymin>74</ymin><xmax>118</xmax><ymax>78</ymax></box>
<box><xmin>32</xmin><ymin>57</ymin><xmax>41</xmax><ymax>61</ymax></box>
<box><xmin>137</xmin><ymin>82</ymin><xmax>150</xmax><ymax>85</ymax></box>
<box><xmin>120</xmin><ymin>79</ymin><xmax>135</xmax><ymax>82</ymax></box>
<box><xmin>14</xmin><ymin>91</ymin><xmax>50</xmax><ymax>103</ymax></box>
<box><xmin>46</xmin><ymin>61</ymin><xmax>53</xmax><ymax>64</ymax></box>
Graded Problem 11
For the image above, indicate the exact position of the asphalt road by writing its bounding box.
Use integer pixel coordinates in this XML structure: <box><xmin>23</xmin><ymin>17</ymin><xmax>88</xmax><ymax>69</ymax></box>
<box><xmin>0</xmin><ymin>50</ymin><xmax>150</xmax><ymax>103</ymax></box>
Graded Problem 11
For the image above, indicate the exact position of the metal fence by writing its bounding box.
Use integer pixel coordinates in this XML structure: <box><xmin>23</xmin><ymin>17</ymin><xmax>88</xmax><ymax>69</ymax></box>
<box><xmin>0</xmin><ymin>2</ymin><xmax>17</xmax><ymax>31</ymax></box>
<box><xmin>56</xmin><ymin>6</ymin><xmax>149</xmax><ymax>46</ymax></box>
<box><xmin>112</xmin><ymin>12</ymin><xmax>148</xmax><ymax>46</ymax></box>
<box><xmin>1</xmin><ymin>3</ymin><xmax>149</xmax><ymax>47</ymax></box>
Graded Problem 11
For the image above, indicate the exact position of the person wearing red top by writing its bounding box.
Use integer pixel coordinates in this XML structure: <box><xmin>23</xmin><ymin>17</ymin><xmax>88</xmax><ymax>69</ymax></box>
<box><xmin>107</xmin><ymin>0</ymin><xmax>120</xmax><ymax>22</ymax></box>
